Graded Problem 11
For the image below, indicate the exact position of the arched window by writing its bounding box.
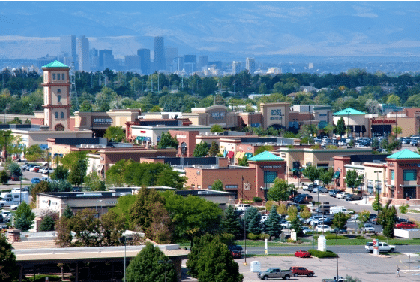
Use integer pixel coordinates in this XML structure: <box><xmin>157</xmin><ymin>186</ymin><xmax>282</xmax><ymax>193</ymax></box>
<box><xmin>61</xmin><ymin>112</ymin><xmax>64</xmax><ymax>119</ymax></box>
<box><xmin>57</xmin><ymin>89</ymin><xmax>61</xmax><ymax>93</ymax></box>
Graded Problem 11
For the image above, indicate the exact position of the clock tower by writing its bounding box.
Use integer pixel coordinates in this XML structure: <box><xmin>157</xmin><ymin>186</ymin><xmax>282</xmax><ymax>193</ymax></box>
<box><xmin>41</xmin><ymin>61</ymin><xmax>71</xmax><ymax>131</ymax></box>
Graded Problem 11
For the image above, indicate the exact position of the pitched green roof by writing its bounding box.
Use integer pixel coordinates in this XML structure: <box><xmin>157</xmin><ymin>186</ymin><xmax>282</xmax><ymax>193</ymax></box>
<box><xmin>42</xmin><ymin>60</ymin><xmax>69</xmax><ymax>69</ymax></box>
<box><xmin>387</xmin><ymin>149</ymin><xmax>420</xmax><ymax>160</ymax></box>
<box><xmin>248</xmin><ymin>151</ymin><xmax>283</xmax><ymax>162</ymax></box>
<box><xmin>334</xmin><ymin>108</ymin><xmax>366</xmax><ymax>116</ymax></box>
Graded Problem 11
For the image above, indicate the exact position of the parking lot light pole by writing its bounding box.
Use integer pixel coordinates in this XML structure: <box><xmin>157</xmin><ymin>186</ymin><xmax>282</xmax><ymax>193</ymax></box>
<box><xmin>244</xmin><ymin>209</ymin><xmax>247</xmax><ymax>265</ymax></box>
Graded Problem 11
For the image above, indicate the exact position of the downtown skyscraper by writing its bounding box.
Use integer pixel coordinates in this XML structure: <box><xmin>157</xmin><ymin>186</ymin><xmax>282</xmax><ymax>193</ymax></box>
<box><xmin>78</xmin><ymin>35</ymin><xmax>90</xmax><ymax>72</ymax></box>
<box><xmin>154</xmin><ymin>36</ymin><xmax>166</xmax><ymax>72</ymax></box>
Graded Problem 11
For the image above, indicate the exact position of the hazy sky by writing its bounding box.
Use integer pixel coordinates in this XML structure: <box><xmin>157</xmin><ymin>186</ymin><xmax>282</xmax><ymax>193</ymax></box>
<box><xmin>1</xmin><ymin>1</ymin><xmax>420</xmax><ymax>60</ymax></box>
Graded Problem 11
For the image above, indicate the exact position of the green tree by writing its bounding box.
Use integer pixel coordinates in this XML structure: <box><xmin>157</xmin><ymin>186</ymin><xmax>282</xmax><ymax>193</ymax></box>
<box><xmin>24</xmin><ymin>144</ymin><xmax>44</xmax><ymax>162</ymax></box>
<box><xmin>100</xmin><ymin>209</ymin><xmax>126</xmax><ymax>246</ymax></box>
<box><xmin>0</xmin><ymin>170</ymin><xmax>8</xmax><ymax>184</ymax></box>
<box><xmin>299</xmin><ymin>206</ymin><xmax>311</xmax><ymax>220</ymax></box>
<box><xmin>79</xmin><ymin>99</ymin><xmax>93</xmax><ymax>111</ymax></box>
<box><xmin>221</xmin><ymin>205</ymin><xmax>242</xmax><ymax>238</ymax></box>
<box><xmin>372</xmin><ymin>192</ymin><xmax>382</xmax><ymax>213</ymax></box>
<box><xmin>39</xmin><ymin>215</ymin><xmax>55</xmax><ymax>231</ymax></box>
<box><xmin>193</xmin><ymin>141</ymin><xmax>209</xmax><ymax>157</ymax></box>
<box><xmin>104</xmin><ymin>126</ymin><xmax>125</xmax><ymax>142</ymax></box>
<box><xmin>302</xmin><ymin>164</ymin><xmax>320</xmax><ymax>192</ymax></box>
<box><xmin>358</xmin><ymin>210</ymin><xmax>371</xmax><ymax>230</ymax></box>
<box><xmin>211</xmin><ymin>179</ymin><xmax>223</xmax><ymax>191</ymax></box>
<box><xmin>211</xmin><ymin>124</ymin><xmax>224</xmax><ymax>133</ymax></box>
<box><xmin>333</xmin><ymin>212</ymin><xmax>350</xmax><ymax>230</ymax></box>
<box><xmin>319</xmin><ymin>168</ymin><xmax>334</xmax><ymax>188</ymax></box>
<box><xmin>378</xmin><ymin>203</ymin><xmax>397</xmax><ymax>238</ymax></box>
<box><xmin>255</xmin><ymin>145</ymin><xmax>273</xmax><ymax>155</ymax></box>
<box><xmin>208</xmin><ymin>141</ymin><xmax>219</xmax><ymax>157</ymax></box>
<box><xmin>14</xmin><ymin>201</ymin><xmax>35</xmax><ymax>231</ymax></box>
<box><xmin>345</xmin><ymin>170</ymin><xmax>363</xmax><ymax>192</ymax></box>
<box><xmin>187</xmin><ymin>234</ymin><xmax>243</xmax><ymax>282</ymax></box>
<box><xmin>157</xmin><ymin>132</ymin><xmax>178</xmax><ymax>149</ymax></box>
<box><xmin>245</xmin><ymin>207</ymin><xmax>262</xmax><ymax>235</ymax></box>
<box><xmin>7</xmin><ymin>162</ymin><xmax>21</xmax><ymax>178</ymax></box>
<box><xmin>399</xmin><ymin>204</ymin><xmax>409</xmax><ymax>214</ymax></box>
<box><xmin>336</xmin><ymin>117</ymin><xmax>346</xmax><ymax>138</ymax></box>
<box><xmin>60</xmin><ymin>151</ymin><xmax>88</xmax><ymax>170</ymax></box>
<box><xmin>267</xmin><ymin>178</ymin><xmax>294</xmax><ymax>203</ymax></box>
<box><xmin>68</xmin><ymin>158</ymin><xmax>88</xmax><ymax>187</ymax></box>
<box><xmin>149</xmin><ymin>105</ymin><xmax>161</xmax><ymax>112</ymax></box>
<box><xmin>126</xmin><ymin>242</ymin><xmax>177</xmax><ymax>282</ymax></box>
<box><xmin>50</xmin><ymin>165</ymin><xmax>69</xmax><ymax>181</ymax></box>
<box><xmin>163</xmin><ymin>192</ymin><xmax>222</xmax><ymax>246</ymax></box>
<box><xmin>264</xmin><ymin>205</ymin><xmax>282</xmax><ymax>239</ymax></box>
<box><xmin>238</xmin><ymin>156</ymin><xmax>248</xmax><ymax>166</ymax></box>
<box><xmin>84</xmin><ymin>171</ymin><xmax>106</xmax><ymax>191</ymax></box>
<box><xmin>70</xmin><ymin>208</ymin><xmax>101</xmax><ymax>247</ymax></box>
<box><xmin>63</xmin><ymin>205</ymin><xmax>74</xmax><ymax>219</ymax></box>
<box><xmin>0</xmin><ymin>234</ymin><xmax>18</xmax><ymax>281</ymax></box>
<box><xmin>371</xmin><ymin>138</ymin><xmax>379</xmax><ymax>150</ymax></box>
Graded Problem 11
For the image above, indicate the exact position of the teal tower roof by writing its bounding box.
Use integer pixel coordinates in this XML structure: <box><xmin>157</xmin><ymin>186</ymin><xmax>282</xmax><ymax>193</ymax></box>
<box><xmin>248</xmin><ymin>151</ymin><xmax>283</xmax><ymax>162</ymax></box>
<box><xmin>42</xmin><ymin>60</ymin><xmax>69</xmax><ymax>69</ymax></box>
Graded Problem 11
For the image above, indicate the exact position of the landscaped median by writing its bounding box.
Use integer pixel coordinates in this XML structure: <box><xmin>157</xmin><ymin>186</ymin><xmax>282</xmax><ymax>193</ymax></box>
<box><xmin>308</xmin><ymin>249</ymin><xmax>338</xmax><ymax>258</ymax></box>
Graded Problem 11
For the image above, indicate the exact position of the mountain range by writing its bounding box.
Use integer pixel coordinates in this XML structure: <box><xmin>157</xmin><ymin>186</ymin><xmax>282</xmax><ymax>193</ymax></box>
<box><xmin>1</xmin><ymin>1</ymin><xmax>420</xmax><ymax>62</ymax></box>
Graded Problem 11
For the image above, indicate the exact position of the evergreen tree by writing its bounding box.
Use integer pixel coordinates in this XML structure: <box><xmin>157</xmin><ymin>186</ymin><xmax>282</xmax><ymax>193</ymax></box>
<box><xmin>378</xmin><ymin>203</ymin><xmax>397</xmax><ymax>238</ymax></box>
<box><xmin>14</xmin><ymin>202</ymin><xmax>35</xmax><ymax>231</ymax></box>
<box><xmin>221</xmin><ymin>205</ymin><xmax>242</xmax><ymax>238</ymax></box>
<box><xmin>208</xmin><ymin>141</ymin><xmax>219</xmax><ymax>157</ymax></box>
<box><xmin>63</xmin><ymin>205</ymin><xmax>73</xmax><ymax>219</ymax></box>
<box><xmin>68</xmin><ymin>158</ymin><xmax>88</xmax><ymax>187</ymax></box>
<box><xmin>245</xmin><ymin>207</ymin><xmax>262</xmax><ymax>235</ymax></box>
<box><xmin>0</xmin><ymin>234</ymin><xmax>18</xmax><ymax>281</ymax></box>
<box><xmin>238</xmin><ymin>156</ymin><xmax>248</xmax><ymax>166</ymax></box>
<box><xmin>187</xmin><ymin>234</ymin><xmax>243</xmax><ymax>282</ymax></box>
<box><xmin>126</xmin><ymin>242</ymin><xmax>177</xmax><ymax>282</ymax></box>
<box><xmin>50</xmin><ymin>165</ymin><xmax>69</xmax><ymax>181</ymax></box>
<box><xmin>336</xmin><ymin>117</ymin><xmax>346</xmax><ymax>138</ymax></box>
<box><xmin>193</xmin><ymin>141</ymin><xmax>209</xmax><ymax>157</ymax></box>
<box><xmin>39</xmin><ymin>215</ymin><xmax>55</xmax><ymax>231</ymax></box>
<box><xmin>264</xmin><ymin>205</ymin><xmax>282</xmax><ymax>239</ymax></box>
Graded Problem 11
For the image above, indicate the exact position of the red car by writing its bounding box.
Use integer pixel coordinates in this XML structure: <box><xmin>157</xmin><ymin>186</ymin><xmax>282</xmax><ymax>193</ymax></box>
<box><xmin>295</xmin><ymin>250</ymin><xmax>311</xmax><ymax>258</ymax></box>
<box><xmin>290</xmin><ymin>266</ymin><xmax>315</xmax><ymax>277</ymax></box>
<box><xmin>395</xmin><ymin>222</ymin><xmax>417</xmax><ymax>229</ymax></box>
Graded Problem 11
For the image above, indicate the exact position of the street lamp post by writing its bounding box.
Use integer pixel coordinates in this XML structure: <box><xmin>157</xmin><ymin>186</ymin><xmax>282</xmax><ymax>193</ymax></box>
<box><xmin>244</xmin><ymin>208</ymin><xmax>247</xmax><ymax>265</ymax></box>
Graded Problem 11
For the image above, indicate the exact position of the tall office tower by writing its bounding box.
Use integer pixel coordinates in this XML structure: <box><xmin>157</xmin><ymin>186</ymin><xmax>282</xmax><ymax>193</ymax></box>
<box><xmin>41</xmin><ymin>61</ymin><xmax>71</xmax><ymax>131</ymax></box>
<box><xmin>89</xmin><ymin>48</ymin><xmax>99</xmax><ymax>71</ymax></box>
<box><xmin>165</xmin><ymin>47</ymin><xmax>178</xmax><ymax>72</ymax></box>
<box><xmin>154</xmin><ymin>36</ymin><xmax>166</xmax><ymax>71</ymax></box>
<box><xmin>174</xmin><ymin>56</ymin><xmax>184</xmax><ymax>72</ymax></box>
<box><xmin>198</xmin><ymin>56</ymin><xmax>208</xmax><ymax>71</ymax></box>
<box><xmin>232</xmin><ymin>61</ymin><xmax>242</xmax><ymax>75</ymax></box>
<box><xmin>60</xmin><ymin>35</ymin><xmax>76</xmax><ymax>66</ymax></box>
<box><xmin>184</xmin><ymin>55</ymin><xmax>196</xmax><ymax>74</ymax></box>
<box><xmin>137</xmin><ymin>49</ymin><xmax>151</xmax><ymax>75</ymax></box>
<box><xmin>78</xmin><ymin>35</ymin><xmax>90</xmax><ymax>72</ymax></box>
<box><xmin>246</xmin><ymin>57</ymin><xmax>256</xmax><ymax>74</ymax></box>
<box><xmin>98</xmin><ymin>50</ymin><xmax>114</xmax><ymax>70</ymax></box>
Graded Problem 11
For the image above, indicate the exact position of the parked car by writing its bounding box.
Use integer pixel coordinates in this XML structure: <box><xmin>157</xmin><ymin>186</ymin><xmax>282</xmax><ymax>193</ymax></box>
<box><xmin>362</xmin><ymin>223</ymin><xmax>375</xmax><ymax>232</ymax></box>
<box><xmin>228</xmin><ymin>245</ymin><xmax>243</xmax><ymax>259</ymax></box>
<box><xmin>31</xmin><ymin>177</ymin><xmax>41</xmax><ymax>184</ymax></box>
<box><xmin>345</xmin><ymin>194</ymin><xmax>362</xmax><ymax>201</ymax></box>
<box><xmin>336</xmin><ymin>192</ymin><xmax>346</xmax><ymax>199</ymax></box>
<box><xmin>280</xmin><ymin>220</ymin><xmax>292</xmax><ymax>229</ymax></box>
<box><xmin>293</xmin><ymin>194</ymin><xmax>313</xmax><ymax>204</ymax></box>
<box><xmin>295</xmin><ymin>250</ymin><xmax>311</xmax><ymax>258</ymax></box>
<box><xmin>289</xmin><ymin>266</ymin><xmax>314</xmax><ymax>277</ymax></box>
<box><xmin>236</xmin><ymin>204</ymin><xmax>251</xmax><ymax>212</ymax></box>
<box><xmin>29</xmin><ymin>165</ymin><xmax>40</xmax><ymax>172</ymax></box>
<box><xmin>316</xmin><ymin>225</ymin><xmax>332</xmax><ymax>233</ymax></box>
<box><xmin>301</xmin><ymin>226</ymin><xmax>312</xmax><ymax>234</ymax></box>
<box><xmin>302</xmin><ymin>183</ymin><xmax>316</xmax><ymax>192</ymax></box>
<box><xmin>394</xmin><ymin>222</ymin><xmax>417</xmax><ymax>229</ymax></box>
<box><xmin>328</xmin><ymin>189</ymin><xmax>340</xmax><ymax>197</ymax></box>
<box><xmin>258</xmin><ymin>268</ymin><xmax>292</xmax><ymax>280</ymax></box>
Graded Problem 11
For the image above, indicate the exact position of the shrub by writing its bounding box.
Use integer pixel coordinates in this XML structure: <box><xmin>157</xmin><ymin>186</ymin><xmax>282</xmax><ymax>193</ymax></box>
<box><xmin>371</xmin><ymin>234</ymin><xmax>387</xmax><ymax>241</ymax></box>
<box><xmin>399</xmin><ymin>204</ymin><xmax>409</xmax><ymax>214</ymax></box>
<box><xmin>325</xmin><ymin>234</ymin><xmax>347</xmax><ymax>240</ymax></box>
<box><xmin>253</xmin><ymin>197</ymin><xmax>263</xmax><ymax>203</ymax></box>
<box><xmin>247</xmin><ymin>233</ymin><xmax>259</xmax><ymax>240</ymax></box>
<box><xmin>308</xmin><ymin>249</ymin><xmax>338</xmax><ymax>258</ymax></box>
<box><xmin>356</xmin><ymin>235</ymin><xmax>365</xmax><ymax>239</ymax></box>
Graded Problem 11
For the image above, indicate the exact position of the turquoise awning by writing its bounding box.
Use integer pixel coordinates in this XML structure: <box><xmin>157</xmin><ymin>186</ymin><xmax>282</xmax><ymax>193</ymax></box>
<box><xmin>334</xmin><ymin>171</ymin><xmax>340</xmax><ymax>179</ymax></box>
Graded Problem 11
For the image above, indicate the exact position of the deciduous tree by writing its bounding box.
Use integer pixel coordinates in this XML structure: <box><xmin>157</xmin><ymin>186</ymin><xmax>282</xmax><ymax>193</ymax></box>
<box><xmin>208</xmin><ymin>141</ymin><xmax>219</xmax><ymax>157</ymax></box>
<box><xmin>211</xmin><ymin>179</ymin><xmax>223</xmax><ymax>191</ymax></box>
<box><xmin>267</xmin><ymin>178</ymin><xmax>294</xmax><ymax>203</ymax></box>
<box><xmin>14</xmin><ymin>201</ymin><xmax>35</xmax><ymax>231</ymax></box>
<box><xmin>193</xmin><ymin>141</ymin><xmax>209</xmax><ymax>157</ymax></box>
<box><xmin>157</xmin><ymin>132</ymin><xmax>178</xmax><ymax>149</ymax></box>
<box><xmin>0</xmin><ymin>234</ymin><xmax>18</xmax><ymax>281</ymax></box>
<box><xmin>104</xmin><ymin>126</ymin><xmax>125</xmax><ymax>142</ymax></box>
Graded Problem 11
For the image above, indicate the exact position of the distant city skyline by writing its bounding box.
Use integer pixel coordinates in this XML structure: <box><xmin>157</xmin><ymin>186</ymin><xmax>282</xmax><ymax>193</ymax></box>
<box><xmin>1</xmin><ymin>1</ymin><xmax>420</xmax><ymax>63</ymax></box>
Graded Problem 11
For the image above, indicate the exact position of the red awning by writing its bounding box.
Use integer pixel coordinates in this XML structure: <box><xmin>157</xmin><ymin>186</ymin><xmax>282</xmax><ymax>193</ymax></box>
<box><xmin>227</xmin><ymin>151</ymin><xmax>235</xmax><ymax>158</ymax></box>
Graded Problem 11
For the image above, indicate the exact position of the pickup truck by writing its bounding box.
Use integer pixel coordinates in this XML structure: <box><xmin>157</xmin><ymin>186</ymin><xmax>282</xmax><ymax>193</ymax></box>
<box><xmin>258</xmin><ymin>268</ymin><xmax>293</xmax><ymax>280</ymax></box>
<box><xmin>365</xmin><ymin>241</ymin><xmax>395</xmax><ymax>253</ymax></box>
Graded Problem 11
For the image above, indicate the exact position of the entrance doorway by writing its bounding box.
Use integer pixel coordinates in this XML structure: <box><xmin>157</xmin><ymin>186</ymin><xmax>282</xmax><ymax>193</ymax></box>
<box><xmin>403</xmin><ymin>187</ymin><xmax>416</xmax><ymax>199</ymax></box>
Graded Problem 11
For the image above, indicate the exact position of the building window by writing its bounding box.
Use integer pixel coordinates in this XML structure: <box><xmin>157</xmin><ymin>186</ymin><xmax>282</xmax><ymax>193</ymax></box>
<box><xmin>61</xmin><ymin>74</ymin><xmax>65</xmax><ymax>80</ymax></box>
<box><xmin>391</xmin><ymin>170</ymin><xmax>394</xmax><ymax>180</ymax></box>
<box><xmin>208</xmin><ymin>186</ymin><xmax>212</xmax><ymax>189</ymax></box>
<box><xmin>58</xmin><ymin>95</ymin><xmax>61</xmax><ymax>103</ymax></box>
<box><xmin>55</xmin><ymin>112</ymin><xmax>58</xmax><ymax>119</ymax></box>
<box><xmin>57</xmin><ymin>89</ymin><xmax>61</xmax><ymax>93</ymax></box>
<box><xmin>403</xmin><ymin>170</ymin><xmax>417</xmax><ymax>181</ymax></box>
<box><xmin>52</xmin><ymin>74</ymin><xmax>56</xmax><ymax>80</ymax></box>
<box><xmin>225</xmin><ymin>185</ymin><xmax>238</xmax><ymax>189</ymax></box>
<box><xmin>61</xmin><ymin>112</ymin><xmax>64</xmax><ymax>119</ymax></box>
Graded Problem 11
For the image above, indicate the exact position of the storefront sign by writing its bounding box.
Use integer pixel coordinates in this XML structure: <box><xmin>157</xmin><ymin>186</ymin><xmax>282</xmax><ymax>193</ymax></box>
<box><xmin>400</xmin><ymin>163</ymin><xmax>420</xmax><ymax>168</ymax></box>
<box><xmin>93</xmin><ymin>118</ymin><xmax>112</xmax><ymax>125</ymax></box>
<box><xmin>372</xmin><ymin>120</ymin><xmax>395</xmax><ymax>124</ymax></box>
<box><xmin>176</xmin><ymin>135</ymin><xmax>187</xmax><ymax>139</ymax></box>
<box><xmin>210</xmin><ymin>111</ymin><xmax>226</xmax><ymax>120</ymax></box>
<box><xmin>261</xmin><ymin>165</ymin><xmax>282</xmax><ymax>169</ymax></box>
<box><xmin>270</xmin><ymin>109</ymin><xmax>283</xmax><ymax>121</ymax></box>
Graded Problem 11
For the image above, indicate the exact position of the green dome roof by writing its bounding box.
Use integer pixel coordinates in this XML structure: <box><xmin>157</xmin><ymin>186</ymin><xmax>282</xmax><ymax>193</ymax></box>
<box><xmin>42</xmin><ymin>60</ymin><xmax>69</xmax><ymax>69</ymax></box>
<box><xmin>387</xmin><ymin>149</ymin><xmax>420</xmax><ymax>160</ymax></box>
<box><xmin>248</xmin><ymin>151</ymin><xmax>283</xmax><ymax>162</ymax></box>
<box><xmin>334</xmin><ymin>108</ymin><xmax>366</xmax><ymax>116</ymax></box>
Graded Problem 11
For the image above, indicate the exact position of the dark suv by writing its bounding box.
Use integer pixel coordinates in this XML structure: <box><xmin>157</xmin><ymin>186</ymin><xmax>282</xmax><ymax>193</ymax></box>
<box><xmin>228</xmin><ymin>245</ymin><xmax>242</xmax><ymax>259</ymax></box>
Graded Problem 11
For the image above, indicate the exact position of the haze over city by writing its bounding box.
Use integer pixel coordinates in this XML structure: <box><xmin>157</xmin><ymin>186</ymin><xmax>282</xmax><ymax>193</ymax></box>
<box><xmin>1</xmin><ymin>1</ymin><xmax>420</xmax><ymax>70</ymax></box>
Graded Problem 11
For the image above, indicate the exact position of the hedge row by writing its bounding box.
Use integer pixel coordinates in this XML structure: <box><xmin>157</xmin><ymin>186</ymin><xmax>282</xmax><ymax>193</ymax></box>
<box><xmin>308</xmin><ymin>249</ymin><xmax>338</xmax><ymax>258</ymax></box>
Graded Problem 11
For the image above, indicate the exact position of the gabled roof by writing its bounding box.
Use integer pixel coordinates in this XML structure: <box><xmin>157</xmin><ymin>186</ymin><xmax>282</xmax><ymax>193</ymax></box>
<box><xmin>42</xmin><ymin>60</ymin><xmax>69</xmax><ymax>69</ymax></box>
<box><xmin>387</xmin><ymin>149</ymin><xmax>420</xmax><ymax>160</ymax></box>
<box><xmin>248</xmin><ymin>151</ymin><xmax>283</xmax><ymax>162</ymax></box>
<box><xmin>334</xmin><ymin>108</ymin><xmax>366</xmax><ymax>116</ymax></box>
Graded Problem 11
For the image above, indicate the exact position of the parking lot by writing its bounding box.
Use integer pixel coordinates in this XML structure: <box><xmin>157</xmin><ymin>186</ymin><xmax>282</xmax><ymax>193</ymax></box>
<box><xmin>236</xmin><ymin>252</ymin><xmax>419</xmax><ymax>281</ymax></box>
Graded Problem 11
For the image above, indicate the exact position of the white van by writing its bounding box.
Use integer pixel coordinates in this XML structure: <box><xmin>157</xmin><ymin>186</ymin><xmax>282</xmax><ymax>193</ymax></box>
<box><xmin>330</xmin><ymin>206</ymin><xmax>352</xmax><ymax>214</ymax></box>
<box><xmin>235</xmin><ymin>204</ymin><xmax>251</xmax><ymax>212</ymax></box>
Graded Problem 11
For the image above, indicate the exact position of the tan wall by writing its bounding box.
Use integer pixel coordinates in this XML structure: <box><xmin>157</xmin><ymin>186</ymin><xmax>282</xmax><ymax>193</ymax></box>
<box><xmin>260</xmin><ymin>102</ymin><xmax>290</xmax><ymax>129</ymax></box>
<box><xmin>13</xmin><ymin>130</ymin><xmax>93</xmax><ymax>147</ymax></box>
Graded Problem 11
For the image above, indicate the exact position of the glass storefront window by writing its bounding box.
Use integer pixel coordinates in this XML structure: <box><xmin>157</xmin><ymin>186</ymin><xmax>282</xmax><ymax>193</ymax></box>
<box><xmin>403</xmin><ymin>170</ymin><xmax>416</xmax><ymax>181</ymax></box>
